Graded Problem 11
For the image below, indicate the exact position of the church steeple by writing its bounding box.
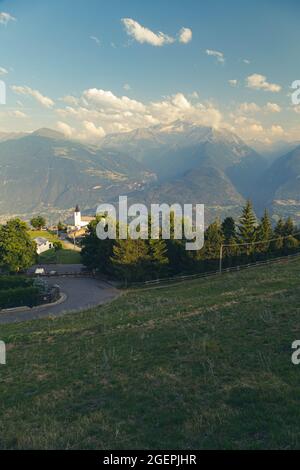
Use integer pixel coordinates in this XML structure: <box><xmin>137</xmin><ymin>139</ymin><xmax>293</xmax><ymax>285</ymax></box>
<box><xmin>74</xmin><ymin>205</ymin><xmax>81</xmax><ymax>228</ymax></box>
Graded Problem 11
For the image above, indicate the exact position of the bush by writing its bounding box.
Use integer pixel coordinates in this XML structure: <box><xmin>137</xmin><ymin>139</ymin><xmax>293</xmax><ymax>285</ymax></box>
<box><xmin>0</xmin><ymin>286</ymin><xmax>40</xmax><ymax>309</ymax></box>
<box><xmin>0</xmin><ymin>276</ymin><xmax>33</xmax><ymax>290</ymax></box>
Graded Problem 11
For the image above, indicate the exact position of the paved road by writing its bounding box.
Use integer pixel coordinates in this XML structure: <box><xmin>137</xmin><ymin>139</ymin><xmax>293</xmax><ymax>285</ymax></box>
<box><xmin>0</xmin><ymin>277</ymin><xmax>120</xmax><ymax>325</ymax></box>
<box><xmin>27</xmin><ymin>264</ymin><xmax>84</xmax><ymax>275</ymax></box>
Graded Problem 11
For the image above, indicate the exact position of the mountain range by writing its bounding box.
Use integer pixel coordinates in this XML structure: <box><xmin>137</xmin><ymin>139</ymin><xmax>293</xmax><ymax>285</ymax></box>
<box><xmin>0</xmin><ymin>122</ymin><xmax>299</xmax><ymax>224</ymax></box>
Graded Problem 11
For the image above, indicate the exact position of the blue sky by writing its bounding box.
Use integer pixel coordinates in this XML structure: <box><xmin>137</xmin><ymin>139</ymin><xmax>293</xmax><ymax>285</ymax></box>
<box><xmin>0</xmin><ymin>0</ymin><xmax>300</xmax><ymax>143</ymax></box>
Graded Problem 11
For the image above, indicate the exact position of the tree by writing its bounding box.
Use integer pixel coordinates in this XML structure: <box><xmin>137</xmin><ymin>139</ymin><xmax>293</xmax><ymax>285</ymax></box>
<box><xmin>81</xmin><ymin>217</ymin><xmax>115</xmax><ymax>273</ymax></box>
<box><xmin>57</xmin><ymin>221</ymin><xmax>66</xmax><ymax>232</ymax></box>
<box><xmin>149</xmin><ymin>239</ymin><xmax>169</xmax><ymax>278</ymax></box>
<box><xmin>53</xmin><ymin>241</ymin><xmax>63</xmax><ymax>262</ymax></box>
<box><xmin>111</xmin><ymin>238</ymin><xmax>151</xmax><ymax>284</ymax></box>
<box><xmin>53</xmin><ymin>241</ymin><xmax>63</xmax><ymax>251</ymax></box>
<box><xmin>162</xmin><ymin>212</ymin><xmax>193</xmax><ymax>274</ymax></box>
<box><xmin>221</xmin><ymin>217</ymin><xmax>236</xmax><ymax>243</ymax></box>
<box><xmin>274</xmin><ymin>218</ymin><xmax>285</xmax><ymax>237</ymax></box>
<box><xmin>257</xmin><ymin>209</ymin><xmax>273</xmax><ymax>253</ymax></box>
<box><xmin>30</xmin><ymin>216</ymin><xmax>46</xmax><ymax>230</ymax></box>
<box><xmin>0</xmin><ymin>219</ymin><xmax>37</xmax><ymax>272</ymax></box>
<box><xmin>204</xmin><ymin>221</ymin><xmax>224</xmax><ymax>260</ymax></box>
<box><xmin>283</xmin><ymin>217</ymin><xmax>295</xmax><ymax>236</ymax></box>
<box><xmin>284</xmin><ymin>235</ymin><xmax>299</xmax><ymax>252</ymax></box>
<box><xmin>238</xmin><ymin>200</ymin><xmax>258</xmax><ymax>255</ymax></box>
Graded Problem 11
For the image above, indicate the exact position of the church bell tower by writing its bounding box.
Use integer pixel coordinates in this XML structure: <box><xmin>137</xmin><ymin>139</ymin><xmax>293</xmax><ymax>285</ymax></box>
<box><xmin>74</xmin><ymin>205</ymin><xmax>81</xmax><ymax>228</ymax></box>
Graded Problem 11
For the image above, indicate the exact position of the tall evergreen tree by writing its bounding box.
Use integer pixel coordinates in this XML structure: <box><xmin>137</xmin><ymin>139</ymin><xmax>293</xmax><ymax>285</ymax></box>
<box><xmin>81</xmin><ymin>217</ymin><xmax>115</xmax><ymax>273</ymax></box>
<box><xmin>238</xmin><ymin>200</ymin><xmax>258</xmax><ymax>255</ymax></box>
<box><xmin>204</xmin><ymin>221</ymin><xmax>224</xmax><ymax>259</ymax></box>
<box><xmin>257</xmin><ymin>209</ymin><xmax>273</xmax><ymax>252</ymax></box>
<box><xmin>111</xmin><ymin>238</ymin><xmax>151</xmax><ymax>284</ymax></box>
<box><xmin>221</xmin><ymin>217</ymin><xmax>236</xmax><ymax>242</ymax></box>
<box><xmin>274</xmin><ymin>218</ymin><xmax>285</xmax><ymax>237</ymax></box>
<box><xmin>283</xmin><ymin>217</ymin><xmax>295</xmax><ymax>236</ymax></box>
<box><xmin>149</xmin><ymin>239</ymin><xmax>169</xmax><ymax>278</ymax></box>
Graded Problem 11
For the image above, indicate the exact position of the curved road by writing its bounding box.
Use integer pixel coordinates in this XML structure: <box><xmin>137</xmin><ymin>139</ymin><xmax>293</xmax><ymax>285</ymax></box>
<box><xmin>0</xmin><ymin>277</ymin><xmax>120</xmax><ymax>325</ymax></box>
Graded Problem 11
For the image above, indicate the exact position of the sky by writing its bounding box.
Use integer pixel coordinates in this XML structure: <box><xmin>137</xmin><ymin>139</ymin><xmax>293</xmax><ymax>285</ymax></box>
<box><xmin>0</xmin><ymin>0</ymin><xmax>300</xmax><ymax>144</ymax></box>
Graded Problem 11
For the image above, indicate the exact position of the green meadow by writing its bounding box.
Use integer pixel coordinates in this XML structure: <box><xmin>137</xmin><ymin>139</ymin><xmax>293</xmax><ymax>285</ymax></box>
<box><xmin>0</xmin><ymin>258</ymin><xmax>300</xmax><ymax>449</ymax></box>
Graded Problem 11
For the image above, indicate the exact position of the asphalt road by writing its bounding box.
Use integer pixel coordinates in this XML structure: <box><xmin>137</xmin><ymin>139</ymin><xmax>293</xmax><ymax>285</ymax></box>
<box><xmin>0</xmin><ymin>277</ymin><xmax>120</xmax><ymax>325</ymax></box>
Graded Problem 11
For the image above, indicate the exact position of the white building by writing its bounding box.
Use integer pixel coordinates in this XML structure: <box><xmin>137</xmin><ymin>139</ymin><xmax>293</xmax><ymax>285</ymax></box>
<box><xmin>34</xmin><ymin>237</ymin><xmax>53</xmax><ymax>255</ymax></box>
<box><xmin>74</xmin><ymin>205</ymin><xmax>94</xmax><ymax>229</ymax></box>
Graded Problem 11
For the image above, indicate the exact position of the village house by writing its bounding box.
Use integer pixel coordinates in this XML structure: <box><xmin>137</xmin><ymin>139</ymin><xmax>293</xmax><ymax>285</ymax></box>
<box><xmin>34</xmin><ymin>237</ymin><xmax>53</xmax><ymax>255</ymax></box>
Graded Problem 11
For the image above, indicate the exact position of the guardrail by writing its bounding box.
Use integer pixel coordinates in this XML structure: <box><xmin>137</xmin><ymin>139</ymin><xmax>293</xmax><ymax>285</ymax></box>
<box><xmin>129</xmin><ymin>251</ymin><xmax>300</xmax><ymax>289</ymax></box>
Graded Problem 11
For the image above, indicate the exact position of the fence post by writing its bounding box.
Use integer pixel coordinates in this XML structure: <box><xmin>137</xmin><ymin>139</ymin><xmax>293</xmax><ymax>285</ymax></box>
<box><xmin>219</xmin><ymin>244</ymin><xmax>223</xmax><ymax>274</ymax></box>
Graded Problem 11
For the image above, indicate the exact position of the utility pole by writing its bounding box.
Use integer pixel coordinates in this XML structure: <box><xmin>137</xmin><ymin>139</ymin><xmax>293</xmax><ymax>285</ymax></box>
<box><xmin>219</xmin><ymin>244</ymin><xmax>223</xmax><ymax>274</ymax></box>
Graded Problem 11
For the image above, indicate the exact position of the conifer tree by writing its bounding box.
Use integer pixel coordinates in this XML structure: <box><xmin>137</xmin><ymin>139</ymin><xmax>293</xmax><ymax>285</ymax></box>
<box><xmin>257</xmin><ymin>209</ymin><xmax>273</xmax><ymax>252</ymax></box>
<box><xmin>238</xmin><ymin>200</ymin><xmax>258</xmax><ymax>255</ymax></box>
<box><xmin>149</xmin><ymin>239</ymin><xmax>169</xmax><ymax>278</ymax></box>
<box><xmin>221</xmin><ymin>217</ymin><xmax>236</xmax><ymax>242</ymax></box>
<box><xmin>204</xmin><ymin>221</ymin><xmax>224</xmax><ymax>259</ymax></box>
<box><xmin>283</xmin><ymin>217</ymin><xmax>295</xmax><ymax>236</ymax></box>
<box><xmin>111</xmin><ymin>238</ymin><xmax>151</xmax><ymax>284</ymax></box>
<box><xmin>274</xmin><ymin>218</ymin><xmax>285</xmax><ymax>237</ymax></box>
<box><xmin>81</xmin><ymin>217</ymin><xmax>115</xmax><ymax>273</ymax></box>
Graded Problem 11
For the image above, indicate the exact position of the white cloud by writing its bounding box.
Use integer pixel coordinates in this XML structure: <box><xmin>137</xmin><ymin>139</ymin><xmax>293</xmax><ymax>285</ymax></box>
<box><xmin>229</xmin><ymin>79</ymin><xmax>238</xmax><ymax>87</ymax></box>
<box><xmin>0</xmin><ymin>67</ymin><xmax>8</xmax><ymax>76</ymax></box>
<box><xmin>246</xmin><ymin>73</ymin><xmax>281</xmax><ymax>92</ymax></box>
<box><xmin>248</xmin><ymin>123</ymin><xmax>264</xmax><ymax>134</ymax></box>
<box><xmin>12</xmin><ymin>110</ymin><xmax>27</xmax><ymax>118</ymax></box>
<box><xmin>123</xmin><ymin>83</ymin><xmax>131</xmax><ymax>91</ymax></box>
<box><xmin>0</xmin><ymin>12</ymin><xmax>16</xmax><ymax>25</ymax></box>
<box><xmin>179</xmin><ymin>27</ymin><xmax>192</xmax><ymax>44</ymax></box>
<box><xmin>121</xmin><ymin>18</ymin><xmax>175</xmax><ymax>46</ymax></box>
<box><xmin>83</xmin><ymin>88</ymin><xmax>146</xmax><ymax>112</ymax></box>
<box><xmin>206</xmin><ymin>49</ymin><xmax>225</xmax><ymax>64</ymax></box>
<box><xmin>11</xmin><ymin>85</ymin><xmax>55</xmax><ymax>108</ymax></box>
<box><xmin>229</xmin><ymin>112</ymin><xmax>287</xmax><ymax>141</ymax></box>
<box><xmin>239</xmin><ymin>102</ymin><xmax>260</xmax><ymax>113</ymax></box>
<box><xmin>56</xmin><ymin>121</ymin><xmax>74</xmax><ymax>138</ymax></box>
<box><xmin>149</xmin><ymin>93</ymin><xmax>222</xmax><ymax>128</ymax></box>
<box><xmin>56</xmin><ymin>89</ymin><xmax>223</xmax><ymax>142</ymax></box>
<box><xmin>270</xmin><ymin>124</ymin><xmax>284</xmax><ymax>136</ymax></box>
<box><xmin>90</xmin><ymin>35</ymin><xmax>101</xmax><ymax>46</ymax></box>
<box><xmin>265</xmin><ymin>102</ymin><xmax>281</xmax><ymax>113</ymax></box>
<box><xmin>243</xmin><ymin>59</ymin><xmax>251</xmax><ymax>65</ymax></box>
<box><xmin>3</xmin><ymin>110</ymin><xmax>28</xmax><ymax>119</ymax></box>
<box><xmin>81</xmin><ymin>121</ymin><xmax>106</xmax><ymax>140</ymax></box>
<box><xmin>61</xmin><ymin>95</ymin><xmax>79</xmax><ymax>106</ymax></box>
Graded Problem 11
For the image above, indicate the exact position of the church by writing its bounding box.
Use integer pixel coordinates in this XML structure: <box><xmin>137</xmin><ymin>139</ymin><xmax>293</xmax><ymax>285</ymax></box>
<box><xmin>73</xmin><ymin>205</ymin><xmax>95</xmax><ymax>230</ymax></box>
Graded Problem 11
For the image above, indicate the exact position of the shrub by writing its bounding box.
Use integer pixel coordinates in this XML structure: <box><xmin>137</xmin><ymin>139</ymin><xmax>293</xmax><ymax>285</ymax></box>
<box><xmin>0</xmin><ymin>276</ymin><xmax>33</xmax><ymax>290</ymax></box>
<box><xmin>0</xmin><ymin>286</ymin><xmax>40</xmax><ymax>309</ymax></box>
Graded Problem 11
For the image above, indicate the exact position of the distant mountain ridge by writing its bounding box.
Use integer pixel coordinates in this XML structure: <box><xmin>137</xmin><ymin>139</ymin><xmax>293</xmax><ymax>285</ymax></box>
<box><xmin>0</xmin><ymin>128</ymin><xmax>155</xmax><ymax>222</ymax></box>
<box><xmin>0</xmin><ymin>122</ymin><xmax>298</xmax><ymax>224</ymax></box>
<box><xmin>101</xmin><ymin>121</ymin><xmax>268</xmax><ymax>222</ymax></box>
<box><xmin>255</xmin><ymin>144</ymin><xmax>300</xmax><ymax>222</ymax></box>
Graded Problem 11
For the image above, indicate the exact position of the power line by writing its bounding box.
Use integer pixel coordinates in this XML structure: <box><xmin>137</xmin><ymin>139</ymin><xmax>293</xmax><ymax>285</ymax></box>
<box><xmin>219</xmin><ymin>230</ymin><xmax>300</xmax><ymax>273</ymax></box>
<box><xmin>222</xmin><ymin>230</ymin><xmax>300</xmax><ymax>248</ymax></box>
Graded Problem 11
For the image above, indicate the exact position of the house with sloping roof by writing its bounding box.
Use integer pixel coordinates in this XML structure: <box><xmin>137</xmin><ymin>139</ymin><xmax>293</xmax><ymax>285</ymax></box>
<box><xmin>34</xmin><ymin>237</ymin><xmax>53</xmax><ymax>255</ymax></box>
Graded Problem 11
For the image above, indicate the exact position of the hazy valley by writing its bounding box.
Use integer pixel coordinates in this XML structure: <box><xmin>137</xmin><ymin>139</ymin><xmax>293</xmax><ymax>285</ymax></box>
<box><xmin>0</xmin><ymin>122</ymin><xmax>300</xmax><ymax>224</ymax></box>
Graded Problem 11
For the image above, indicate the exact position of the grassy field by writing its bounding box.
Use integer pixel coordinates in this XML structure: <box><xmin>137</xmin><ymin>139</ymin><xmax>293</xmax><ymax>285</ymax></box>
<box><xmin>38</xmin><ymin>248</ymin><xmax>81</xmax><ymax>264</ymax></box>
<box><xmin>28</xmin><ymin>230</ymin><xmax>60</xmax><ymax>243</ymax></box>
<box><xmin>28</xmin><ymin>231</ymin><xmax>82</xmax><ymax>264</ymax></box>
<box><xmin>0</xmin><ymin>258</ymin><xmax>300</xmax><ymax>449</ymax></box>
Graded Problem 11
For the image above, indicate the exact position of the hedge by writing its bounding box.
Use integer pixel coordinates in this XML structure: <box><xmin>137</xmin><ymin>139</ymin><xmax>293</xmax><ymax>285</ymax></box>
<box><xmin>0</xmin><ymin>286</ymin><xmax>40</xmax><ymax>309</ymax></box>
<box><xmin>0</xmin><ymin>276</ymin><xmax>33</xmax><ymax>291</ymax></box>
